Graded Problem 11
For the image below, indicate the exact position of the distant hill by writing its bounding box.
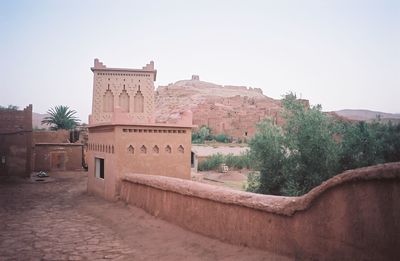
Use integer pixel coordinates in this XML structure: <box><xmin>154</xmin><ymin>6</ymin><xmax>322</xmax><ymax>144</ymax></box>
<box><xmin>32</xmin><ymin>112</ymin><xmax>49</xmax><ymax>130</ymax></box>
<box><xmin>334</xmin><ymin>109</ymin><xmax>400</xmax><ymax>123</ymax></box>
<box><xmin>155</xmin><ymin>76</ymin><xmax>307</xmax><ymax>139</ymax></box>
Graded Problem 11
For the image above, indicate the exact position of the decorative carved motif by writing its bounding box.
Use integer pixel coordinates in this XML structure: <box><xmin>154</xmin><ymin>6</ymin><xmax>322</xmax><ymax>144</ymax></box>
<box><xmin>153</xmin><ymin>145</ymin><xmax>159</xmax><ymax>154</ymax></box>
<box><xmin>128</xmin><ymin>145</ymin><xmax>134</xmax><ymax>154</ymax></box>
<box><xmin>91</xmin><ymin>60</ymin><xmax>156</xmax><ymax>124</ymax></box>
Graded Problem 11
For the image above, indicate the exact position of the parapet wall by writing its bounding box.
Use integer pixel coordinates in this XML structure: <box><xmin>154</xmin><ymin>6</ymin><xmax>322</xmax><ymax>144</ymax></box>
<box><xmin>120</xmin><ymin>162</ymin><xmax>400</xmax><ymax>260</ymax></box>
<box><xmin>33</xmin><ymin>130</ymin><xmax>70</xmax><ymax>143</ymax></box>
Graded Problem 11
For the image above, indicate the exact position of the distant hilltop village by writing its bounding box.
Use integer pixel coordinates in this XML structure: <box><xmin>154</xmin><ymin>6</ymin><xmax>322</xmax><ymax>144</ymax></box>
<box><xmin>155</xmin><ymin>75</ymin><xmax>307</xmax><ymax>140</ymax></box>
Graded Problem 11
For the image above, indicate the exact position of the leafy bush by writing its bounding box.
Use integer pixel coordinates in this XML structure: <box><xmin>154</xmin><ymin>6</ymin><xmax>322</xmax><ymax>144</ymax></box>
<box><xmin>244</xmin><ymin>171</ymin><xmax>261</xmax><ymax>192</ymax></box>
<box><xmin>224</xmin><ymin>153</ymin><xmax>251</xmax><ymax>169</ymax></box>
<box><xmin>214</xmin><ymin>134</ymin><xmax>230</xmax><ymax>143</ymax></box>
<box><xmin>247</xmin><ymin>92</ymin><xmax>400</xmax><ymax>196</ymax></box>
<box><xmin>192</xmin><ymin>125</ymin><xmax>212</xmax><ymax>144</ymax></box>
<box><xmin>198</xmin><ymin>153</ymin><xmax>224</xmax><ymax>171</ymax></box>
<box><xmin>338</xmin><ymin>120</ymin><xmax>400</xmax><ymax>170</ymax></box>
<box><xmin>248</xmin><ymin>120</ymin><xmax>286</xmax><ymax>195</ymax></box>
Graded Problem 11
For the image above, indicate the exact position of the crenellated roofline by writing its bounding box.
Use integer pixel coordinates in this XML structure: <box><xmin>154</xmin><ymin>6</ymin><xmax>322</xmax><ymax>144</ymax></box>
<box><xmin>90</xmin><ymin>58</ymin><xmax>157</xmax><ymax>81</ymax></box>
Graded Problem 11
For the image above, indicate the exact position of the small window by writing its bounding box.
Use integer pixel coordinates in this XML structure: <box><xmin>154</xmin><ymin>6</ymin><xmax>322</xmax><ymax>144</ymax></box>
<box><xmin>95</xmin><ymin>158</ymin><xmax>104</xmax><ymax>179</ymax></box>
<box><xmin>153</xmin><ymin>145</ymin><xmax>159</xmax><ymax>154</ymax></box>
<box><xmin>128</xmin><ymin>145</ymin><xmax>134</xmax><ymax>154</ymax></box>
<box><xmin>165</xmin><ymin>145</ymin><xmax>171</xmax><ymax>154</ymax></box>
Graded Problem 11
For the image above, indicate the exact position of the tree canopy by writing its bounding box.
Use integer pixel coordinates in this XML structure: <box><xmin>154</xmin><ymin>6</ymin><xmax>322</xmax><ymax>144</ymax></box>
<box><xmin>247</xmin><ymin>93</ymin><xmax>400</xmax><ymax>196</ymax></box>
<box><xmin>0</xmin><ymin>105</ymin><xmax>19</xmax><ymax>110</ymax></box>
<box><xmin>41</xmin><ymin>105</ymin><xmax>80</xmax><ymax>130</ymax></box>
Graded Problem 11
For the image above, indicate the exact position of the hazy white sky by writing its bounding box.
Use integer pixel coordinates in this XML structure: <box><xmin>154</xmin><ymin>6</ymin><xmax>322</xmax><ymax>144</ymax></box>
<box><xmin>1</xmin><ymin>0</ymin><xmax>399</xmax><ymax>121</ymax></box>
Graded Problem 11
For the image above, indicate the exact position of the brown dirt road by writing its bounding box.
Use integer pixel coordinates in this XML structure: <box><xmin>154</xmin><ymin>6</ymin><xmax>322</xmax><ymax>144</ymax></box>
<box><xmin>0</xmin><ymin>171</ymin><xmax>288</xmax><ymax>261</ymax></box>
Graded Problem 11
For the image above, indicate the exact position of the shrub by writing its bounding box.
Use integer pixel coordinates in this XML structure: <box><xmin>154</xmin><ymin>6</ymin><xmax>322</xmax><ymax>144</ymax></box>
<box><xmin>214</xmin><ymin>134</ymin><xmax>230</xmax><ymax>143</ymax></box>
<box><xmin>224</xmin><ymin>152</ymin><xmax>251</xmax><ymax>169</ymax></box>
<box><xmin>198</xmin><ymin>154</ymin><xmax>224</xmax><ymax>171</ymax></box>
<box><xmin>192</xmin><ymin>125</ymin><xmax>212</xmax><ymax>144</ymax></box>
<box><xmin>197</xmin><ymin>152</ymin><xmax>251</xmax><ymax>171</ymax></box>
<box><xmin>244</xmin><ymin>171</ymin><xmax>261</xmax><ymax>192</ymax></box>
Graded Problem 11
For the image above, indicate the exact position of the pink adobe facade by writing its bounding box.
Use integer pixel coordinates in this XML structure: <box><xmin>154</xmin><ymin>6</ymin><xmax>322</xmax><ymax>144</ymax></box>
<box><xmin>87</xmin><ymin>59</ymin><xmax>193</xmax><ymax>200</ymax></box>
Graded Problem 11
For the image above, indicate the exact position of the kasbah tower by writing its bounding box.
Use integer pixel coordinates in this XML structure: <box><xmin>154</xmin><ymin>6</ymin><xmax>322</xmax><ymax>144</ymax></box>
<box><xmin>87</xmin><ymin>59</ymin><xmax>193</xmax><ymax>201</ymax></box>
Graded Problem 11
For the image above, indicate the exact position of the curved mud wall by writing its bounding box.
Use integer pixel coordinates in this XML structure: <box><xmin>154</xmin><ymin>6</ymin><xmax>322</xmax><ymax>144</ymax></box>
<box><xmin>120</xmin><ymin>163</ymin><xmax>400</xmax><ymax>260</ymax></box>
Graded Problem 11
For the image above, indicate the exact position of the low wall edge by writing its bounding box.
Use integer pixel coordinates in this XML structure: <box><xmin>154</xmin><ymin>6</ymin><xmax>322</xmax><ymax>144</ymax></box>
<box><xmin>123</xmin><ymin>162</ymin><xmax>400</xmax><ymax>216</ymax></box>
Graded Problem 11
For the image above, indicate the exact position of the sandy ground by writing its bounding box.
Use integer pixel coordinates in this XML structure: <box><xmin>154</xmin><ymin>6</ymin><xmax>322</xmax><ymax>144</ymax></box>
<box><xmin>192</xmin><ymin>170</ymin><xmax>250</xmax><ymax>191</ymax></box>
<box><xmin>191</xmin><ymin>145</ymin><xmax>249</xmax><ymax>157</ymax></box>
<box><xmin>0</xmin><ymin>171</ymin><xmax>288</xmax><ymax>261</ymax></box>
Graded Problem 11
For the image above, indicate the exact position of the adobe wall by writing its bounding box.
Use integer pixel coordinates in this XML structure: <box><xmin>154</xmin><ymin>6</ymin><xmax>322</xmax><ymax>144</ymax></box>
<box><xmin>120</xmin><ymin>162</ymin><xmax>400</xmax><ymax>261</ymax></box>
<box><xmin>0</xmin><ymin>105</ymin><xmax>33</xmax><ymax>178</ymax></box>
<box><xmin>87</xmin><ymin>124</ymin><xmax>192</xmax><ymax>201</ymax></box>
<box><xmin>34</xmin><ymin>144</ymin><xmax>83</xmax><ymax>171</ymax></box>
<box><xmin>115</xmin><ymin>125</ymin><xmax>191</xmax><ymax>180</ymax></box>
<box><xmin>86</xmin><ymin>128</ymin><xmax>117</xmax><ymax>200</ymax></box>
<box><xmin>192</xmin><ymin>96</ymin><xmax>283</xmax><ymax>140</ymax></box>
<box><xmin>33</xmin><ymin>130</ymin><xmax>70</xmax><ymax>143</ymax></box>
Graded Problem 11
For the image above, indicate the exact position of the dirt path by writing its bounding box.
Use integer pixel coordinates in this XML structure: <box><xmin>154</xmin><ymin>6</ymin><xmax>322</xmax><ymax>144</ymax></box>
<box><xmin>0</xmin><ymin>171</ymin><xmax>288</xmax><ymax>261</ymax></box>
<box><xmin>192</xmin><ymin>170</ymin><xmax>250</xmax><ymax>191</ymax></box>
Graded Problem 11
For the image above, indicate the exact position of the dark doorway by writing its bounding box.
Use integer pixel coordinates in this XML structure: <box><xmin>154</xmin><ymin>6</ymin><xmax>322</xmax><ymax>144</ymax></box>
<box><xmin>191</xmin><ymin>152</ymin><xmax>195</xmax><ymax>168</ymax></box>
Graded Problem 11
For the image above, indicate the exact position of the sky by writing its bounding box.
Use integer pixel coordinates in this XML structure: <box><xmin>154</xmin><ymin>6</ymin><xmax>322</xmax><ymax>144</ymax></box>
<box><xmin>1</xmin><ymin>0</ymin><xmax>399</xmax><ymax>122</ymax></box>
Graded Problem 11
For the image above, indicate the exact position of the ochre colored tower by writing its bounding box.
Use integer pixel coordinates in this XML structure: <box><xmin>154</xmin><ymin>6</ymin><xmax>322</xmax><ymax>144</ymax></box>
<box><xmin>87</xmin><ymin>59</ymin><xmax>193</xmax><ymax>200</ymax></box>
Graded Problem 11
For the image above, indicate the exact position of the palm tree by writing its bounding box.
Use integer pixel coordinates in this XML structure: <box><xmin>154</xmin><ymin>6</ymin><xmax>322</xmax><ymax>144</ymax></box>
<box><xmin>41</xmin><ymin>105</ymin><xmax>80</xmax><ymax>130</ymax></box>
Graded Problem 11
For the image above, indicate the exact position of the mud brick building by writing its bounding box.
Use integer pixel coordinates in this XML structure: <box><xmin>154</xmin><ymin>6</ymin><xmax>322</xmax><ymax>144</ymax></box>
<box><xmin>33</xmin><ymin>130</ymin><xmax>83</xmax><ymax>172</ymax></box>
<box><xmin>87</xmin><ymin>59</ymin><xmax>193</xmax><ymax>200</ymax></box>
<box><xmin>0</xmin><ymin>105</ymin><xmax>33</xmax><ymax>178</ymax></box>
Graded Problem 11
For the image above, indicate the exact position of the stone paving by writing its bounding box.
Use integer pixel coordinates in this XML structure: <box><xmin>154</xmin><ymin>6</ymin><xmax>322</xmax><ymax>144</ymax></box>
<box><xmin>0</xmin><ymin>173</ymin><xmax>135</xmax><ymax>260</ymax></box>
<box><xmin>0</xmin><ymin>171</ymin><xmax>288</xmax><ymax>261</ymax></box>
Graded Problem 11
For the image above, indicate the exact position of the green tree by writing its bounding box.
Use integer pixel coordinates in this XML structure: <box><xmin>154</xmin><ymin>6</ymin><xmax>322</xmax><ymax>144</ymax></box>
<box><xmin>282</xmin><ymin>95</ymin><xmax>340</xmax><ymax>195</ymax></box>
<box><xmin>199</xmin><ymin>125</ymin><xmax>211</xmax><ymax>141</ymax></box>
<box><xmin>248</xmin><ymin>120</ymin><xmax>285</xmax><ymax>194</ymax></box>
<box><xmin>41</xmin><ymin>105</ymin><xmax>80</xmax><ymax>130</ymax></box>
<box><xmin>247</xmin><ymin>93</ymin><xmax>400</xmax><ymax>196</ymax></box>
<box><xmin>192</xmin><ymin>125</ymin><xmax>212</xmax><ymax>143</ymax></box>
<box><xmin>247</xmin><ymin>93</ymin><xmax>339</xmax><ymax>196</ymax></box>
<box><xmin>0</xmin><ymin>104</ymin><xmax>19</xmax><ymax>110</ymax></box>
<box><xmin>339</xmin><ymin>121</ymin><xmax>382</xmax><ymax>170</ymax></box>
<box><xmin>380</xmin><ymin>121</ymin><xmax>400</xmax><ymax>162</ymax></box>
<box><xmin>338</xmin><ymin>120</ymin><xmax>400</xmax><ymax>170</ymax></box>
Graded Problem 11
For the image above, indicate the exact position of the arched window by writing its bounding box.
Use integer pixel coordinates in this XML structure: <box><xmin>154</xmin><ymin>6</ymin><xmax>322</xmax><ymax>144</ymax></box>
<box><xmin>103</xmin><ymin>88</ymin><xmax>114</xmax><ymax>112</ymax></box>
<box><xmin>140</xmin><ymin>145</ymin><xmax>147</xmax><ymax>154</ymax></box>
<box><xmin>165</xmin><ymin>145</ymin><xmax>171</xmax><ymax>154</ymax></box>
<box><xmin>178</xmin><ymin>145</ymin><xmax>184</xmax><ymax>153</ymax></box>
<box><xmin>119</xmin><ymin>88</ymin><xmax>130</xmax><ymax>112</ymax></box>
<box><xmin>134</xmin><ymin>87</ymin><xmax>144</xmax><ymax>113</ymax></box>
<box><xmin>128</xmin><ymin>145</ymin><xmax>134</xmax><ymax>154</ymax></box>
